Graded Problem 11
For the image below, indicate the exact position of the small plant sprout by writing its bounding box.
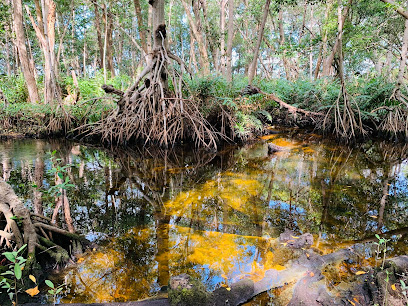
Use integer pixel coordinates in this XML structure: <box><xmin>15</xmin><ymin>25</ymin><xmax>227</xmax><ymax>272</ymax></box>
<box><xmin>0</xmin><ymin>244</ymin><xmax>27</xmax><ymax>305</ymax></box>
<box><xmin>46</xmin><ymin>279</ymin><xmax>65</xmax><ymax>305</ymax></box>
<box><xmin>374</xmin><ymin>234</ymin><xmax>390</xmax><ymax>270</ymax></box>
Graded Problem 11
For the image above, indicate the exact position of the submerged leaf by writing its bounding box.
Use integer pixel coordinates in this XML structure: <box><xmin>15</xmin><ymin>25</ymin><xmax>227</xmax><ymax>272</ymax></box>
<box><xmin>25</xmin><ymin>286</ymin><xmax>40</xmax><ymax>297</ymax></box>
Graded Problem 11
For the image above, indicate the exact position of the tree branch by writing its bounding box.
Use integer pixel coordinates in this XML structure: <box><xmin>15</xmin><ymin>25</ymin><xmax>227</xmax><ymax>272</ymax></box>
<box><xmin>380</xmin><ymin>0</ymin><xmax>408</xmax><ymax>19</ymax></box>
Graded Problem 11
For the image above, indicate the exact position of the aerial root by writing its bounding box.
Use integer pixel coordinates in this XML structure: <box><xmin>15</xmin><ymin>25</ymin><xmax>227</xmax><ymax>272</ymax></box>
<box><xmin>77</xmin><ymin>46</ymin><xmax>220</xmax><ymax>150</ymax></box>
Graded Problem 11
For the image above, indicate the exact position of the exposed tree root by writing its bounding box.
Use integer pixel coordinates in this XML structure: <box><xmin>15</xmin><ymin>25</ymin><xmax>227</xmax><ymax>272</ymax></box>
<box><xmin>0</xmin><ymin>178</ymin><xmax>89</xmax><ymax>272</ymax></box>
<box><xmin>78</xmin><ymin>39</ymin><xmax>220</xmax><ymax>150</ymax></box>
<box><xmin>375</xmin><ymin>90</ymin><xmax>408</xmax><ymax>138</ymax></box>
<box><xmin>322</xmin><ymin>83</ymin><xmax>367</xmax><ymax>140</ymax></box>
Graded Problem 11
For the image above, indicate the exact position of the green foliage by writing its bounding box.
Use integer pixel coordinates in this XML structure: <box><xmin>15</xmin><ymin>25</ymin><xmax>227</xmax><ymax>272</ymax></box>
<box><xmin>45</xmin><ymin>279</ymin><xmax>65</xmax><ymax>305</ymax></box>
<box><xmin>0</xmin><ymin>74</ymin><xmax>29</xmax><ymax>103</ymax></box>
<box><xmin>168</xmin><ymin>279</ymin><xmax>209</xmax><ymax>306</ymax></box>
<box><xmin>1</xmin><ymin>244</ymin><xmax>27</xmax><ymax>304</ymax></box>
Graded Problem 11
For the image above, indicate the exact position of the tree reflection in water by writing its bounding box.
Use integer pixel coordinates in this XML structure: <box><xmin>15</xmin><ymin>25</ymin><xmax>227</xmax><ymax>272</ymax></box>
<box><xmin>0</xmin><ymin>132</ymin><xmax>407</xmax><ymax>303</ymax></box>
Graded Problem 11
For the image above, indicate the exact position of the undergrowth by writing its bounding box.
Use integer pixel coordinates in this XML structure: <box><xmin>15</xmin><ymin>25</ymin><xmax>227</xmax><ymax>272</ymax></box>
<box><xmin>0</xmin><ymin>72</ymin><xmax>407</xmax><ymax>142</ymax></box>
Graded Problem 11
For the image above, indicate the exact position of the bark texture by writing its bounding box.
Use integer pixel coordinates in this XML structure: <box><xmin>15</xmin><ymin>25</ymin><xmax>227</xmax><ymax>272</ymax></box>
<box><xmin>12</xmin><ymin>0</ymin><xmax>40</xmax><ymax>103</ymax></box>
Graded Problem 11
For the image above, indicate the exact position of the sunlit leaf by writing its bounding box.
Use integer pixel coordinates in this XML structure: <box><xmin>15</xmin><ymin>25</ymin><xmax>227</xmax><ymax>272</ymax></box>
<box><xmin>25</xmin><ymin>286</ymin><xmax>40</xmax><ymax>297</ymax></box>
<box><xmin>221</xmin><ymin>274</ymin><xmax>228</xmax><ymax>280</ymax></box>
<box><xmin>355</xmin><ymin>271</ymin><xmax>367</xmax><ymax>275</ymax></box>
<box><xmin>291</xmin><ymin>236</ymin><xmax>299</xmax><ymax>239</ymax></box>
<box><xmin>391</xmin><ymin>284</ymin><xmax>397</xmax><ymax>291</ymax></box>
<box><xmin>29</xmin><ymin>275</ymin><xmax>36</xmax><ymax>284</ymax></box>
<box><xmin>45</xmin><ymin>279</ymin><xmax>55</xmax><ymax>288</ymax></box>
<box><xmin>347</xmin><ymin>299</ymin><xmax>356</xmax><ymax>306</ymax></box>
<box><xmin>309</xmin><ymin>272</ymin><xmax>314</xmax><ymax>277</ymax></box>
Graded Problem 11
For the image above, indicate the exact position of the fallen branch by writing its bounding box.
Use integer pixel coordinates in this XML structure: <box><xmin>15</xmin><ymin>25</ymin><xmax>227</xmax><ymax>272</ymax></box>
<box><xmin>243</xmin><ymin>85</ymin><xmax>324</xmax><ymax>117</ymax></box>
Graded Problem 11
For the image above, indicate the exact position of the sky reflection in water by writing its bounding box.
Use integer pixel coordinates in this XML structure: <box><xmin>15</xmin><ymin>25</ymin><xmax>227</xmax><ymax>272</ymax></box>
<box><xmin>0</xmin><ymin>131</ymin><xmax>407</xmax><ymax>303</ymax></box>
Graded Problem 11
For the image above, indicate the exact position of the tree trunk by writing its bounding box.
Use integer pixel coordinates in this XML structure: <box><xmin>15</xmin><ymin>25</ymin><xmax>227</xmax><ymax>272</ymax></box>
<box><xmin>225</xmin><ymin>0</ymin><xmax>234</xmax><ymax>81</ymax></box>
<box><xmin>395</xmin><ymin>3</ymin><xmax>408</xmax><ymax>98</ymax></box>
<box><xmin>101</xmin><ymin>4</ymin><xmax>115</xmax><ymax>78</ymax></box>
<box><xmin>278</xmin><ymin>9</ymin><xmax>292</xmax><ymax>81</ymax></box>
<box><xmin>220</xmin><ymin>0</ymin><xmax>226</xmax><ymax>75</ymax></box>
<box><xmin>315</xmin><ymin>0</ymin><xmax>332</xmax><ymax>79</ymax></box>
<box><xmin>133</xmin><ymin>0</ymin><xmax>148</xmax><ymax>54</ymax></box>
<box><xmin>181</xmin><ymin>0</ymin><xmax>210</xmax><ymax>75</ymax></box>
<box><xmin>12</xmin><ymin>0</ymin><xmax>40</xmax><ymax>103</ymax></box>
<box><xmin>248</xmin><ymin>0</ymin><xmax>271</xmax><ymax>85</ymax></box>
<box><xmin>92</xmin><ymin>0</ymin><xmax>104</xmax><ymax>69</ymax></box>
<box><xmin>321</xmin><ymin>0</ymin><xmax>352</xmax><ymax>77</ymax></box>
<box><xmin>201</xmin><ymin>0</ymin><xmax>218</xmax><ymax>71</ymax></box>
<box><xmin>25</xmin><ymin>0</ymin><xmax>61</xmax><ymax>104</ymax></box>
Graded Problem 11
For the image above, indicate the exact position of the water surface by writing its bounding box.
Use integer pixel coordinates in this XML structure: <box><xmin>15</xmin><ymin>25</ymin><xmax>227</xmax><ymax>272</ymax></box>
<box><xmin>1</xmin><ymin>130</ymin><xmax>407</xmax><ymax>303</ymax></box>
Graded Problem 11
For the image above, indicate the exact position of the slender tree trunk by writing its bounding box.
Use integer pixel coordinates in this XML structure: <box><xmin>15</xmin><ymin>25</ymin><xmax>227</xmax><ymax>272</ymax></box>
<box><xmin>181</xmin><ymin>0</ymin><xmax>210</xmax><ymax>75</ymax></box>
<box><xmin>278</xmin><ymin>9</ymin><xmax>292</xmax><ymax>81</ymax></box>
<box><xmin>220</xmin><ymin>0</ymin><xmax>226</xmax><ymax>75</ymax></box>
<box><xmin>201</xmin><ymin>0</ymin><xmax>218</xmax><ymax>71</ymax></box>
<box><xmin>25</xmin><ymin>0</ymin><xmax>61</xmax><ymax>104</ymax></box>
<box><xmin>92</xmin><ymin>0</ymin><xmax>104</xmax><ymax>69</ymax></box>
<box><xmin>248</xmin><ymin>0</ymin><xmax>271</xmax><ymax>85</ymax></box>
<box><xmin>314</xmin><ymin>1</ymin><xmax>331</xmax><ymax>79</ymax></box>
<box><xmin>395</xmin><ymin>3</ymin><xmax>408</xmax><ymax>97</ymax></box>
<box><xmin>225</xmin><ymin>0</ymin><xmax>234</xmax><ymax>81</ymax></box>
<box><xmin>321</xmin><ymin>0</ymin><xmax>352</xmax><ymax>77</ymax></box>
<box><xmin>12</xmin><ymin>0</ymin><xmax>40</xmax><ymax>103</ymax></box>
<box><xmin>133</xmin><ymin>0</ymin><xmax>148</xmax><ymax>54</ymax></box>
<box><xmin>102</xmin><ymin>4</ymin><xmax>115</xmax><ymax>77</ymax></box>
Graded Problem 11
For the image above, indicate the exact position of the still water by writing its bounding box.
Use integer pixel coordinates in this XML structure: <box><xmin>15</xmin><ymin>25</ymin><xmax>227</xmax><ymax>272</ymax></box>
<box><xmin>1</xmin><ymin>129</ymin><xmax>407</xmax><ymax>303</ymax></box>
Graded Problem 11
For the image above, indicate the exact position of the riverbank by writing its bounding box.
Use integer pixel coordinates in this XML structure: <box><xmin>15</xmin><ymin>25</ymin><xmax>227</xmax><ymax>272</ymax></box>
<box><xmin>1</xmin><ymin>75</ymin><xmax>407</xmax><ymax>147</ymax></box>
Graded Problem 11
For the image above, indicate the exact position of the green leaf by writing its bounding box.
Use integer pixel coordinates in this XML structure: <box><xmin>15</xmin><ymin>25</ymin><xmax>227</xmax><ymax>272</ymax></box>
<box><xmin>14</xmin><ymin>263</ymin><xmax>22</xmax><ymax>280</ymax></box>
<box><xmin>17</xmin><ymin>244</ymin><xmax>27</xmax><ymax>254</ymax></box>
<box><xmin>48</xmin><ymin>289</ymin><xmax>55</xmax><ymax>295</ymax></box>
<box><xmin>56</xmin><ymin>287</ymin><xmax>63</xmax><ymax>294</ymax></box>
<box><xmin>58</xmin><ymin>172</ymin><xmax>64</xmax><ymax>179</ymax></box>
<box><xmin>3</xmin><ymin>252</ymin><xmax>15</xmax><ymax>263</ymax></box>
<box><xmin>1</xmin><ymin>271</ymin><xmax>14</xmax><ymax>276</ymax></box>
<box><xmin>45</xmin><ymin>279</ymin><xmax>55</xmax><ymax>288</ymax></box>
<box><xmin>9</xmin><ymin>292</ymin><xmax>14</xmax><ymax>300</ymax></box>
